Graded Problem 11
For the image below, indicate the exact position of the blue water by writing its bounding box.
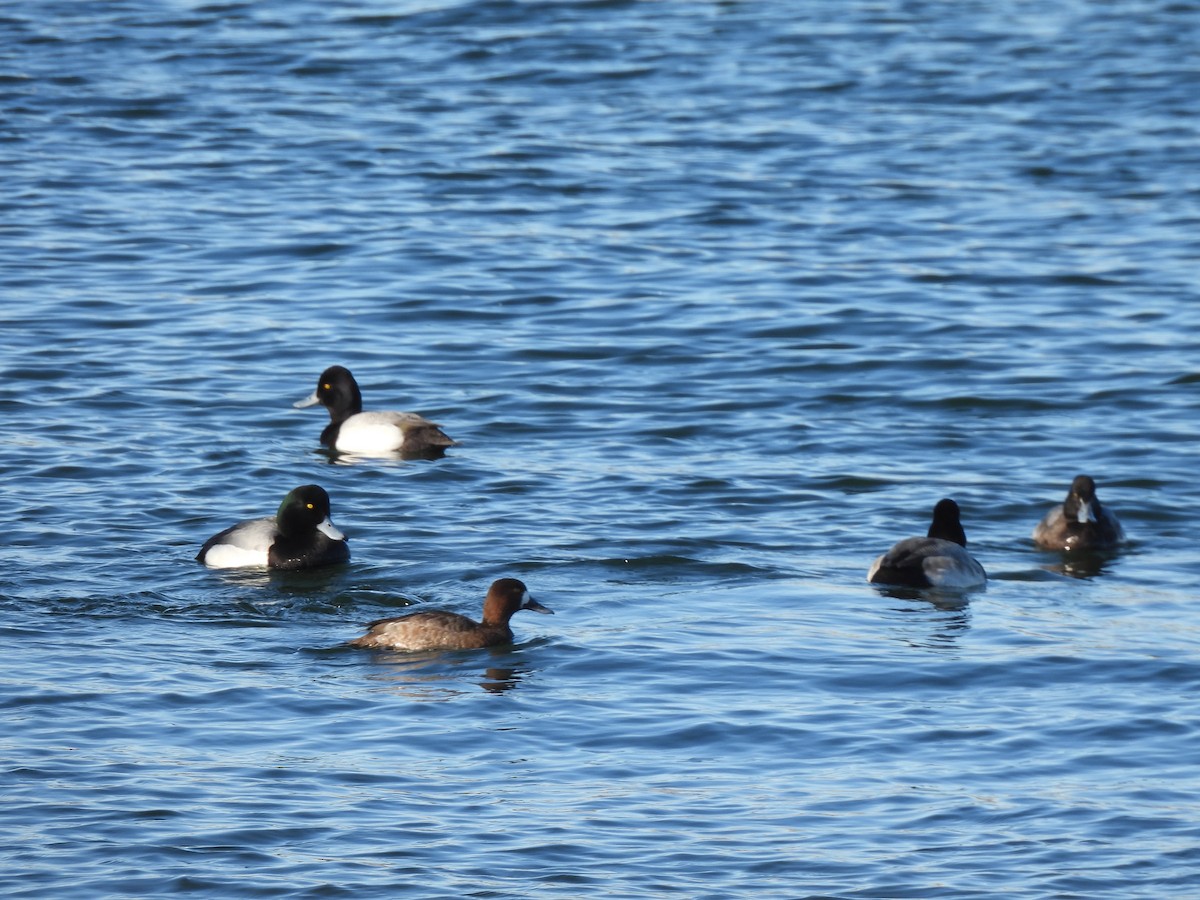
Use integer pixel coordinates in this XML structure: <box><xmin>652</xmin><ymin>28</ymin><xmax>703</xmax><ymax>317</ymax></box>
<box><xmin>3</xmin><ymin>1</ymin><xmax>1200</xmax><ymax>897</ymax></box>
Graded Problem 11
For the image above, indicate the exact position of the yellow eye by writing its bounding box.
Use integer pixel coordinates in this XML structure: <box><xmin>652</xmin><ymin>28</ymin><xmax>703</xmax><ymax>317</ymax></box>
<box><xmin>322</xmin><ymin>383</ymin><xmax>331</xmax><ymax>390</ymax></box>
<box><xmin>306</xmin><ymin>503</ymin><xmax>314</xmax><ymax>510</ymax></box>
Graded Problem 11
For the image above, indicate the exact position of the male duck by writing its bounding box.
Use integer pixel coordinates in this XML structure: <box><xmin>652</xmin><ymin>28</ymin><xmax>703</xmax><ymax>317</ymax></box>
<box><xmin>868</xmin><ymin>498</ymin><xmax>987</xmax><ymax>589</ymax></box>
<box><xmin>295</xmin><ymin>365</ymin><xmax>456</xmax><ymax>458</ymax></box>
<box><xmin>197</xmin><ymin>484</ymin><xmax>350</xmax><ymax>570</ymax></box>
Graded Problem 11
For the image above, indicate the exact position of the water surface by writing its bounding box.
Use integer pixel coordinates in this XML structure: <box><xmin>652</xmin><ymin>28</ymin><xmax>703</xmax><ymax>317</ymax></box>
<box><xmin>2</xmin><ymin>1</ymin><xmax>1199</xmax><ymax>897</ymax></box>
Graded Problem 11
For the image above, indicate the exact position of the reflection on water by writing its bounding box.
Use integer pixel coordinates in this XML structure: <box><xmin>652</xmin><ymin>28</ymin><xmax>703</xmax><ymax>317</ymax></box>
<box><xmin>875</xmin><ymin>587</ymin><xmax>973</xmax><ymax>652</ymax></box>
<box><xmin>199</xmin><ymin>562</ymin><xmax>354</xmax><ymax>591</ymax></box>
<box><xmin>1037</xmin><ymin>549</ymin><xmax>1122</xmax><ymax>580</ymax></box>
<box><xmin>313</xmin><ymin>447</ymin><xmax>452</xmax><ymax>466</ymax></box>
<box><xmin>872</xmin><ymin>585</ymin><xmax>974</xmax><ymax>610</ymax></box>
<box><xmin>480</xmin><ymin>667</ymin><xmax>524</xmax><ymax>693</ymax></box>
<box><xmin>358</xmin><ymin>648</ymin><xmax>532</xmax><ymax>697</ymax></box>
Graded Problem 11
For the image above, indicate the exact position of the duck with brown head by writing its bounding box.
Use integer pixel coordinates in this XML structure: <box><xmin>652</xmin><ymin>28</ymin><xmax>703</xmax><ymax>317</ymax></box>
<box><xmin>1032</xmin><ymin>475</ymin><xmax>1124</xmax><ymax>551</ymax></box>
<box><xmin>349</xmin><ymin>578</ymin><xmax>553</xmax><ymax>652</ymax></box>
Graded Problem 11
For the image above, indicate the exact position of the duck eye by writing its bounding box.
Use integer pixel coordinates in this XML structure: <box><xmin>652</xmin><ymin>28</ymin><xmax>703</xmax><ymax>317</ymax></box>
<box><xmin>306</xmin><ymin>503</ymin><xmax>315</xmax><ymax>510</ymax></box>
<box><xmin>322</xmin><ymin>383</ymin><xmax>331</xmax><ymax>390</ymax></box>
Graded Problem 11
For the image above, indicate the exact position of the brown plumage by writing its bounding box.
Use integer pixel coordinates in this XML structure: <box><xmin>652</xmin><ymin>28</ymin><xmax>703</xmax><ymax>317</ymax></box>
<box><xmin>349</xmin><ymin>578</ymin><xmax>553</xmax><ymax>651</ymax></box>
<box><xmin>1032</xmin><ymin>475</ymin><xmax>1125</xmax><ymax>551</ymax></box>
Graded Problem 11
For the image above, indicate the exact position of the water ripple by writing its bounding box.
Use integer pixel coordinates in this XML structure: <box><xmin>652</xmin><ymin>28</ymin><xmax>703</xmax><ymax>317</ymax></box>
<box><xmin>3</xmin><ymin>0</ymin><xmax>1200</xmax><ymax>897</ymax></box>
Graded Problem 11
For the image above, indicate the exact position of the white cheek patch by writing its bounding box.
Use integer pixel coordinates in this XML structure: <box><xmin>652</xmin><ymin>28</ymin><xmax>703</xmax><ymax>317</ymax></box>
<box><xmin>202</xmin><ymin>544</ymin><xmax>270</xmax><ymax>569</ymax></box>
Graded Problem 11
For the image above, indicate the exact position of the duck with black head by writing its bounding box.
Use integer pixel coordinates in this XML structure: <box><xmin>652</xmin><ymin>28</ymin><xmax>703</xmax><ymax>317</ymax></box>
<box><xmin>294</xmin><ymin>365</ymin><xmax>456</xmax><ymax>458</ymax></box>
<box><xmin>349</xmin><ymin>578</ymin><xmax>553</xmax><ymax>652</ymax></box>
<box><xmin>868</xmin><ymin>498</ymin><xmax>987</xmax><ymax>590</ymax></box>
<box><xmin>196</xmin><ymin>484</ymin><xmax>350</xmax><ymax>570</ymax></box>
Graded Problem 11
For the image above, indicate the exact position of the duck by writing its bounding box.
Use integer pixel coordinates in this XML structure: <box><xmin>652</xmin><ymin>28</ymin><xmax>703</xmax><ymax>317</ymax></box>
<box><xmin>1032</xmin><ymin>474</ymin><xmax>1124</xmax><ymax>551</ymax></box>
<box><xmin>196</xmin><ymin>484</ymin><xmax>350</xmax><ymax>570</ymax></box>
<box><xmin>294</xmin><ymin>365</ymin><xmax>456</xmax><ymax>458</ymax></box>
<box><xmin>868</xmin><ymin>498</ymin><xmax>987</xmax><ymax>589</ymax></box>
<box><xmin>349</xmin><ymin>578</ymin><xmax>552</xmax><ymax>651</ymax></box>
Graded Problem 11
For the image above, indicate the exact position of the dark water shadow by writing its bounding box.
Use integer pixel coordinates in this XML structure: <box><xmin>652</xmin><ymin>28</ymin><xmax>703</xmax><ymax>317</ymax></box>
<box><xmin>870</xmin><ymin>583</ymin><xmax>978</xmax><ymax>609</ymax></box>
<box><xmin>195</xmin><ymin>560</ymin><xmax>353</xmax><ymax>587</ymax></box>
<box><xmin>312</xmin><ymin>445</ymin><xmax>450</xmax><ymax>465</ymax></box>
<box><xmin>316</xmin><ymin>639</ymin><xmax>550</xmax><ymax>697</ymax></box>
<box><xmin>870</xmin><ymin>585</ymin><xmax>973</xmax><ymax>651</ymax></box>
<box><xmin>1033</xmin><ymin>547</ymin><xmax>1124</xmax><ymax>580</ymax></box>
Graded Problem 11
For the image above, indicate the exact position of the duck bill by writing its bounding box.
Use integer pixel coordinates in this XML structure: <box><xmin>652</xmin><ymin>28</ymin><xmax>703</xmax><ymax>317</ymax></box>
<box><xmin>293</xmin><ymin>390</ymin><xmax>320</xmax><ymax>409</ymax></box>
<box><xmin>1075</xmin><ymin>499</ymin><xmax>1097</xmax><ymax>524</ymax></box>
<box><xmin>522</xmin><ymin>595</ymin><xmax>554</xmax><ymax>615</ymax></box>
<box><xmin>317</xmin><ymin>517</ymin><xmax>346</xmax><ymax>541</ymax></box>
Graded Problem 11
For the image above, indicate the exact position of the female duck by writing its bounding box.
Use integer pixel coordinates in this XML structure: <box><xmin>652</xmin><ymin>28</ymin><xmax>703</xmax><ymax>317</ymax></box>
<box><xmin>294</xmin><ymin>365</ymin><xmax>456</xmax><ymax>458</ymax></box>
<box><xmin>349</xmin><ymin>578</ymin><xmax>552</xmax><ymax>651</ymax></box>
<box><xmin>197</xmin><ymin>484</ymin><xmax>350</xmax><ymax>570</ymax></box>
<box><xmin>1032</xmin><ymin>475</ymin><xmax>1124</xmax><ymax>551</ymax></box>
<box><xmin>868</xmin><ymin>498</ymin><xmax>987</xmax><ymax>589</ymax></box>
